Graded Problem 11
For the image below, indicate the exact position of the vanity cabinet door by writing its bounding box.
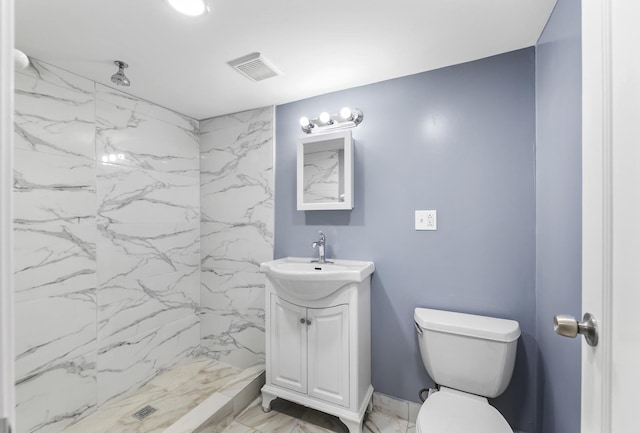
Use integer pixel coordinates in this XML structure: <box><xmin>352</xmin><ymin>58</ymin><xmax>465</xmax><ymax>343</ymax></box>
<box><xmin>307</xmin><ymin>304</ymin><xmax>350</xmax><ymax>407</ymax></box>
<box><xmin>270</xmin><ymin>295</ymin><xmax>308</xmax><ymax>394</ymax></box>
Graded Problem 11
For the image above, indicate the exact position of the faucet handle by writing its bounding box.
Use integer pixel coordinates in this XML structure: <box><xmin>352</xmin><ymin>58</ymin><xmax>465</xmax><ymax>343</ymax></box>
<box><xmin>318</xmin><ymin>231</ymin><xmax>326</xmax><ymax>242</ymax></box>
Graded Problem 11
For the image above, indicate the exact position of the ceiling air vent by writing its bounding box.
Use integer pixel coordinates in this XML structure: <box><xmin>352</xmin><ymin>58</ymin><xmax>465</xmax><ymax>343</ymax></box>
<box><xmin>227</xmin><ymin>52</ymin><xmax>281</xmax><ymax>82</ymax></box>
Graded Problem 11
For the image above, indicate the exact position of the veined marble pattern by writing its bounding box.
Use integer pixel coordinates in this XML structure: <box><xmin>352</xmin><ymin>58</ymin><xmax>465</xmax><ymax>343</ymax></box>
<box><xmin>14</xmin><ymin>66</ymin><xmax>96</xmax><ymax>228</ymax></box>
<box><xmin>200</xmin><ymin>223</ymin><xmax>269</xmax><ymax>325</ymax></box>
<box><xmin>372</xmin><ymin>393</ymin><xmax>421</xmax><ymax>425</ymax></box>
<box><xmin>16</xmin><ymin>352</ymin><xmax>97</xmax><ymax>433</ymax></box>
<box><xmin>303</xmin><ymin>149</ymin><xmax>342</xmax><ymax>203</ymax></box>
<box><xmin>14</xmin><ymin>149</ymin><xmax>96</xmax><ymax>225</ymax></box>
<box><xmin>200</xmin><ymin>314</ymin><xmax>265</xmax><ymax>369</ymax></box>
<box><xmin>97</xmin><ymin>163</ymin><xmax>199</xmax><ymax>224</ymax></box>
<box><xmin>97</xmin><ymin>315</ymin><xmax>201</xmax><ymax>405</ymax></box>
<box><xmin>96</xmin><ymin>89</ymin><xmax>199</xmax><ymax>178</ymax></box>
<box><xmin>200</xmin><ymin>223</ymin><xmax>272</xmax><ymax>270</ymax></box>
<box><xmin>199</xmin><ymin>107</ymin><xmax>273</xmax><ymax>369</ymax></box>
<box><xmin>97</xmin><ymin>269</ymin><xmax>199</xmax><ymax>347</ymax></box>
<box><xmin>14</xmin><ymin>61</ymin><xmax>99</xmax><ymax>433</ymax></box>
<box><xmin>94</xmin><ymin>78</ymin><xmax>201</xmax><ymax>413</ymax></box>
<box><xmin>13</xmin><ymin>222</ymin><xmax>96</xmax><ymax>302</ymax></box>
<box><xmin>18</xmin><ymin>59</ymin><xmax>94</xmax><ymax>95</ymax></box>
<box><xmin>14</xmin><ymin>57</ymin><xmax>203</xmax><ymax>433</ymax></box>
<box><xmin>200</xmin><ymin>107</ymin><xmax>273</xmax><ymax>225</ymax></box>
<box><xmin>13</xmin><ymin>223</ymin><xmax>97</xmax><ymax>433</ymax></box>
<box><xmin>97</xmin><ymin>223</ymin><xmax>200</xmax><ymax>286</ymax></box>
<box><xmin>63</xmin><ymin>358</ymin><xmax>263</xmax><ymax>433</ymax></box>
<box><xmin>14</xmin><ymin>73</ymin><xmax>95</xmax><ymax>159</ymax></box>
<box><xmin>96</xmin><ymin>84</ymin><xmax>198</xmax><ymax>133</ymax></box>
<box><xmin>200</xmin><ymin>264</ymin><xmax>265</xmax><ymax>324</ymax></box>
<box><xmin>15</xmin><ymin>289</ymin><xmax>96</xmax><ymax>380</ymax></box>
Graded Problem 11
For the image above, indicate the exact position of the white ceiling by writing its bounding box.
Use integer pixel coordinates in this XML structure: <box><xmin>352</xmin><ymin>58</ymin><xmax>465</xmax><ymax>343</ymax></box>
<box><xmin>15</xmin><ymin>0</ymin><xmax>557</xmax><ymax>120</ymax></box>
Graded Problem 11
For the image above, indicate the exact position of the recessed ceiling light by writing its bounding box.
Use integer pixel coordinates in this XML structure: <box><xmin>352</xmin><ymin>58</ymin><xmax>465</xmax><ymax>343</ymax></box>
<box><xmin>167</xmin><ymin>0</ymin><xmax>208</xmax><ymax>16</ymax></box>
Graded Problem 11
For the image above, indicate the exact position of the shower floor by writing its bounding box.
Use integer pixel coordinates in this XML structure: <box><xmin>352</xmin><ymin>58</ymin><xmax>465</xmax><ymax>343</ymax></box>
<box><xmin>63</xmin><ymin>358</ymin><xmax>265</xmax><ymax>433</ymax></box>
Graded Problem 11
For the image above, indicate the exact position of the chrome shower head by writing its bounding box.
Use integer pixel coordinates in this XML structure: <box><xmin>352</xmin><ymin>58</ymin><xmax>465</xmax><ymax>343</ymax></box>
<box><xmin>111</xmin><ymin>61</ymin><xmax>130</xmax><ymax>86</ymax></box>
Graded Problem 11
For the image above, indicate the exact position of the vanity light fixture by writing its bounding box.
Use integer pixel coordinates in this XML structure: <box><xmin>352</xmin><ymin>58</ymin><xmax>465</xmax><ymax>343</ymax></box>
<box><xmin>318</xmin><ymin>112</ymin><xmax>333</xmax><ymax>125</ymax></box>
<box><xmin>167</xmin><ymin>0</ymin><xmax>209</xmax><ymax>16</ymax></box>
<box><xmin>299</xmin><ymin>107</ymin><xmax>364</xmax><ymax>134</ymax></box>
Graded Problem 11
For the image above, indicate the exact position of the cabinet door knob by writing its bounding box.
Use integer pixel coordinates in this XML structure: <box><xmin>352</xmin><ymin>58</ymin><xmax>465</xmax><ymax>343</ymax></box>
<box><xmin>306</xmin><ymin>319</ymin><xmax>312</xmax><ymax>325</ymax></box>
<box><xmin>300</xmin><ymin>318</ymin><xmax>306</xmax><ymax>324</ymax></box>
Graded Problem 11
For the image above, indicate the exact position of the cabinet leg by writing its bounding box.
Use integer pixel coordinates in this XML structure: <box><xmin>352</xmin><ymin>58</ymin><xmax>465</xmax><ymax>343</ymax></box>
<box><xmin>340</xmin><ymin>418</ymin><xmax>363</xmax><ymax>433</ymax></box>
<box><xmin>261</xmin><ymin>389</ymin><xmax>277</xmax><ymax>413</ymax></box>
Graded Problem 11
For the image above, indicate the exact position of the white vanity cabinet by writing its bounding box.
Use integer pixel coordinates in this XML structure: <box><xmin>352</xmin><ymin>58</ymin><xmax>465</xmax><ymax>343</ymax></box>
<box><xmin>270</xmin><ymin>296</ymin><xmax>350</xmax><ymax>406</ymax></box>
<box><xmin>260</xmin><ymin>257</ymin><xmax>374</xmax><ymax>433</ymax></box>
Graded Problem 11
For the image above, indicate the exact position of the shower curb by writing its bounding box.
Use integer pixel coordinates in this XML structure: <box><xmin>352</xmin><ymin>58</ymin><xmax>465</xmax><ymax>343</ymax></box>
<box><xmin>162</xmin><ymin>371</ymin><xmax>265</xmax><ymax>433</ymax></box>
<box><xmin>162</xmin><ymin>369</ymin><xmax>265</xmax><ymax>433</ymax></box>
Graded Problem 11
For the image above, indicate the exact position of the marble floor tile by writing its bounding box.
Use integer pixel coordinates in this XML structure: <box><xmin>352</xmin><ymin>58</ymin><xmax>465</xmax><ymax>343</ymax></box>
<box><xmin>229</xmin><ymin>398</ymin><xmax>412</xmax><ymax>433</ymax></box>
<box><xmin>216</xmin><ymin>421</ymin><xmax>260</xmax><ymax>433</ymax></box>
<box><xmin>63</xmin><ymin>359</ymin><xmax>259</xmax><ymax>433</ymax></box>
<box><xmin>165</xmin><ymin>393</ymin><xmax>233</xmax><ymax>433</ymax></box>
<box><xmin>235</xmin><ymin>398</ymin><xmax>305</xmax><ymax>433</ymax></box>
<box><xmin>372</xmin><ymin>393</ymin><xmax>409</xmax><ymax>422</ymax></box>
<box><xmin>363</xmin><ymin>412</ymin><xmax>409</xmax><ymax>433</ymax></box>
<box><xmin>299</xmin><ymin>408</ymin><xmax>349</xmax><ymax>433</ymax></box>
<box><xmin>219</xmin><ymin>365</ymin><xmax>265</xmax><ymax>398</ymax></box>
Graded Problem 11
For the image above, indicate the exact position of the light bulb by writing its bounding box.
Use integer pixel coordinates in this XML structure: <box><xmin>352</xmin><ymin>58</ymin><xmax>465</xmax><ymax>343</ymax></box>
<box><xmin>108</xmin><ymin>154</ymin><xmax>117</xmax><ymax>162</ymax></box>
<box><xmin>299</xmin><ymin>117</ymin><xmax>311</xmax><ymax>127</ymax></box>
<box><xmin>101</xmin><ymin>155</ymin><xmax>109</xmax><ymax>163</ymax></box>
<box><xmin>167</xmin><ymin>0</ymin><xmax>208</xmax><ymax>16</ymax></box>
<box><xmin>319</xmin><ymin>112</ymin><xmax>332</xmax><ymax>124</ymax></box>
<box><xmin>340</xmin><ymin>107</ymin><xmax>352</xmax><ymax>120</ymax></box>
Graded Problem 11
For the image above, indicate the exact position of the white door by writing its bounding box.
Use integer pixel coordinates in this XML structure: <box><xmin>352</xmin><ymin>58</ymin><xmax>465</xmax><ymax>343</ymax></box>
<box><xmin>307</xmin><ymin>304</ymin><xmax>350</xmax><ymax>407</ymax></box>
<box><xmin>0</xmin><ymin>0</ymin><xmax>15</xmax><ymax>432</ymax></box>
<box><xmin>582</xmin><ymin>1</ymin><xmax>640</xmax><ymax>432</ymax></box>
<box><xmin>270</xmin><ymin>295</ymin><xmax>308</xmax><ymax>394</ymax></box>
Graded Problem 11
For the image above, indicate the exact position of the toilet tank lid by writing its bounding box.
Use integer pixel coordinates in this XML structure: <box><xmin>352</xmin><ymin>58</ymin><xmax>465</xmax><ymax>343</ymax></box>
<box><xmin>414</xmin><ymin>308</ymin><xmax>520</xmax><ymax>342</ymax></box>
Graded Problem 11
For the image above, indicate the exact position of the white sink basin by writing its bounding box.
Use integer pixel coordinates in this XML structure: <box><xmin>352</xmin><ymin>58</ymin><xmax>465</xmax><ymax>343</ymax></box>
<box><xmin>261</xmin><ymin>257</ymin><xmax>375</xmax><ymax>301</ymax></box>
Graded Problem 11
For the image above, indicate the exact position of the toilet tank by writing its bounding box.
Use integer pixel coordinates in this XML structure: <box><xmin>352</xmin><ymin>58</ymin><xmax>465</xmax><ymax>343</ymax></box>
<box><xmin>414</xmin><ymin>308</ymin><xmax>520</xmax><ymax>398</ymax></box>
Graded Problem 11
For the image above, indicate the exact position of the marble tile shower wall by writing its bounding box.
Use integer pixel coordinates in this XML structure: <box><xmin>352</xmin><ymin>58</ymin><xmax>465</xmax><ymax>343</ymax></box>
<box><xmin>13</xmin><ymin>60</ymin><xmax>201</xmax><ymax>433</ymax></box>
<box><xmin>199</xmin><ymin>107</ymin><xmax>274</xmax><ymax>368</ymax></box>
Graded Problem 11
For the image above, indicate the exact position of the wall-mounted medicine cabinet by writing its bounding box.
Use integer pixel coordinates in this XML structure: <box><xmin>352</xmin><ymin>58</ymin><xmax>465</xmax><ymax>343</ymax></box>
<box><xmin>297</xmin><ymin>130</ymin><xmax>354</xmax><ymax>211</ymax></box>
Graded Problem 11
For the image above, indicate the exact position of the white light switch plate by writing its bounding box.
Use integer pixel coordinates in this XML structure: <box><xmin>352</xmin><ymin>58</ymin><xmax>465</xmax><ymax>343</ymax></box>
<box><xmin>415</xmin><ymin>210</ymin><xmax>437</xmax><ymax>230</ymax></box>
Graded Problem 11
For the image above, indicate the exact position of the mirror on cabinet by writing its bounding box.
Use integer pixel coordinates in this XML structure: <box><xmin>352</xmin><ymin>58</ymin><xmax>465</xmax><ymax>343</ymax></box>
<box><xmin>297</xmin><ymin>130</ymin><xmax>354</xmax><ymax>210</ymax></box>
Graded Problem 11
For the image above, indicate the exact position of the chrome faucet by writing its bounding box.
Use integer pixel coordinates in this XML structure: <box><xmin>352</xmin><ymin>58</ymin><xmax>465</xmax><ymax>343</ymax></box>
<box><xmin>311</xmin><ymin>231</ymin><xmax>332</xmax><ymax>264</ymax></box>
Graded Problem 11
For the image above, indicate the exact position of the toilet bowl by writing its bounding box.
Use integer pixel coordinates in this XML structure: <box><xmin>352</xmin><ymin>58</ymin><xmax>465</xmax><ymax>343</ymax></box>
<box><xmin>414</xmin><ymin>308</ymin><xmax>520</xmax><ymax>433</ymax></box>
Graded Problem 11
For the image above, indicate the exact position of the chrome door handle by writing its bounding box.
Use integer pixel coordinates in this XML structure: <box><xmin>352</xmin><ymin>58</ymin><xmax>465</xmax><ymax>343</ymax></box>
<box><xmin>554</xmin><ymin>313</ymin><xmax>598</xmax><ymax>346</ymax></box>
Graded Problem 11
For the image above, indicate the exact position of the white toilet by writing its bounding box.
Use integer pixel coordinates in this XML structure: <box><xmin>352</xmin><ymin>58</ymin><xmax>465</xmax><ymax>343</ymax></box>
<box><xmin>413</xmin><ymin>308</ymin><xmax>521</xmax><ymax>433</ymax></box>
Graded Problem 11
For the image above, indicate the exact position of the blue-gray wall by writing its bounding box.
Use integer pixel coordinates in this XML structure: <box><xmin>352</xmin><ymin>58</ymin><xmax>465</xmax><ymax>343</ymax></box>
<box><xmin>275</xmin><ymin>49</ymin><xmax>537</xmax><ymax>432</ymax></box>
<box><xmin>535</xmin><ymin>1</ymin><xmax>582</xmax><ymax>432</ymax></box>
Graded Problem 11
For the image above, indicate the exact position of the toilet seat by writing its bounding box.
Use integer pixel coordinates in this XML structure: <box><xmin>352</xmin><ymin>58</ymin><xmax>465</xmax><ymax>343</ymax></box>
<box><xmin>416</xmin><ymin>388</ymin><xmax>513</xmax><ymax>433</ymax></box>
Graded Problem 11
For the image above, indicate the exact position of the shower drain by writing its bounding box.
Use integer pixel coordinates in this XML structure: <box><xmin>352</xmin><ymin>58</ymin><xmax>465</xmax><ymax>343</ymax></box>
<box><xmin>132</xmin><ymin>405</ymin><xmax>158</xmax><ymax>421</ymax></box>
